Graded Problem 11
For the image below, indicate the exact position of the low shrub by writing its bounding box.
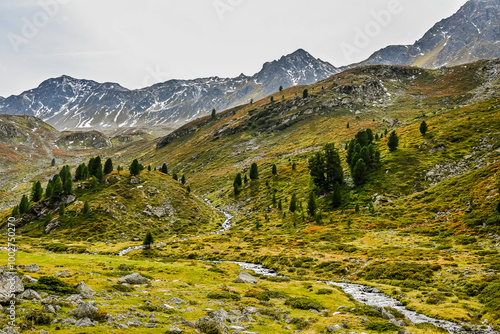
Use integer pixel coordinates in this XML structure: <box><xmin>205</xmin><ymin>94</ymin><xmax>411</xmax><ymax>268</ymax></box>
<box><xmin>25</xmin><ymin>276</ymin><xmax>78</xmax><ymax>295</ymax></box>
<box><xmin>207</xmin><ymin>292</ymin><xmax>240</xmax><ymax>301</ymax></box>
<box><xmin>285</xmin><ymin>297</ymin><xmax>324</xmax><ymax>311</ymax></box>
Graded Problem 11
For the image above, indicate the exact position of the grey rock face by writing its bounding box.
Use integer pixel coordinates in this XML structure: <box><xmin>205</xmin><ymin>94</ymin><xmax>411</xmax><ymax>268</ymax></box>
<box><xmin>68</xmin><ymin>301</ymin><xmax>98</xmax><ymax>319</ymax></box>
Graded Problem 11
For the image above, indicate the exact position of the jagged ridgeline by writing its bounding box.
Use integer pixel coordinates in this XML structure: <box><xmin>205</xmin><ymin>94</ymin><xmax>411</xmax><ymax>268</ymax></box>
<box><xmin>4</xmin><ymin>156</ymin><xmax>224</xmax><ymax>243</ymax></box>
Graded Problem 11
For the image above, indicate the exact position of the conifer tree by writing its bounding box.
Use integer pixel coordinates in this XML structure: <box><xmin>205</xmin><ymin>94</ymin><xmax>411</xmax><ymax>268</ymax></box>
<box><xmin>181</xmin><ymin>175</ymin><xmax>186</xmax><ymax>185</ymax></box>
<box><xmin>82</xmin><ymin>165</ymin><xmax>90</xmax><ymax>180</ymax></box>
<box><xmin>75</xmin><ymin>164</ymin><xmax>83</xmax><ymax>181</ymax></box>
<box><xmin>19</xmin><ymin>195</ymin><xmax>30</xmax><ymax>214</ymax></box>
<box><xmin>31</xmin><ymin>181</ymin><xmax>43</xmax><ymax>202</ymax></box>
<box><xmin>272</xmin><ymin>164</ymin><xmax>277</xmax><ymax>176</ymax></box>
<box><xmin>250</xmin><ymin>163</ymin><xmax>259</xmax><ymax>180</ymax></box>
<box><xmin>388</xmin><ymin>131</ymin><xmax>399</xmax><ymax>152</ymax></box>
<box><xmin>211</xmin><ymin>108</ymin><xmax>216</xmax><ymax>119</ymax></box>
<box><xmin>303</xmin><ymin>88</ymin><xmax>309</xmax><ymax>98</ymax></box>
<box><xmin>96</xmin><ymin>164</ymin><xmax>104</xmax><ymax>181</ymax></box>
<box><xmin>45</xmin><ymin>180</ymin><xmax>53</xmax><ymax>198</ymax></box>
<box><xmin>104</xmin><ymin>158</ymin><xmax>113</xmax><ymax>174</ymax></box>
<box><xmin>292</xmin><ymin>162</ymin><xmax>297</xmax><ymax>170</ymax></box>
<box><xmin>52</xmin><ymin>175</ymin><xmax>63</xmax><ymax>198</ymax></box>
<box><xmin>278</xmin><ymin>199</ymin><xmax>282</xmax><ymax>210</ymax></box>
<box><xmin>355</xmin><ymin>203</ymin><xmax>360</xmax><ymax>213</ymax></box>
<box><xmin>347</xmin><ymin>123</ymin><xmax>350</xmax><ymax>129</ymax></box>
<box><xmin>324</xmin><ymin>143</ymin><xmax>344</xmax><ymax>189</ymax></box>
<box><xmin>307</xmin><ymin>191</ymin><xmax>317</xmax><ymax>217</ymax></box>
<box><xmin>279</xmin><ymin>85</ymin><xmax>283</xmax><ymax>92</ymax></box>
<box><xmin>234</xmin><ymin>173</ymin><xmax>242</xmax><ymax>187</ymax></box>
<box><xmin>173</xmin><ymin>172</ymin><xmax>178</xmax><ymax>181</ymax></box>
<box><xmin>161</xmin><ymin>163</ymin><xmax>168</xmax><ymax>174</ymax></box>
<box><xmin>187</xmin><ymin>186</ymin><xmax>191</xmax><ymax>193</ymax></box>
<box><xmin>147</xmin><ymin>165</ymin><xmax>151</xmax><ymax>172</ymax></box>
<box><xmin>289</xmin><ymin>194</ymin><xmax>297</xmax><ymax>213</ymax></box>
<box><xmin>244</xmin><ymin>174</ymin><xmax>248</xmax><ymax>184</ymax></box>
<box><xmin>272</xmin><ymin>192</ymin><xmax>277</xmax><ymax>205</ymax></box>
<box><xmin>233</xmin><ymin>182</ymin><xmax>240</xmax><ymax>196</ymax></box>
<box><xmin>332</xmin><ymin>182</ymin><xmax>342</xmax><ymax>208</ymax></box>
<box><xmin>143</xmin><ymin>231</ymin><xmax>154</xmax><ymax>249</ymax></box>
<box><xmin>83</xmin><ymin>201</ymin><xmax>90</xmax><ymax>215</ymax></box>
<box><xmin>59</xmin><ymin>203</ymin><xmax>65</xmax><ymax>217</ymax></box>
<box><xmin>497</xmin><ymin>200</ymin><xmax>500</xmax><ymax>214</ymax></box>
<box><xmin>11</xmin><ymin>205</ymin><xmax>19</xmax><ymax>216</ymax></box>
<box><xmin>129</xmin><ymin>159</ymin><xmax>140</xmax><ymax>176</ymax></box>
<box><xmin>63</xmin><ymin>177</ymin><xmax>73</xmax><ymax>195</ymax></box>
<box><xmin>51</xmin><ymin>158</ymin><xmax>56</xmax><ymax>166</ymax></box>
<box><xmin>420</xmin><ymin>120</ymin><xmax>428</xmax><ymax>136</ymax></box>
<box><xmin>352</xmin><ymin>159</ymin><xmax>367</xmax><ymax>186</ymax></box>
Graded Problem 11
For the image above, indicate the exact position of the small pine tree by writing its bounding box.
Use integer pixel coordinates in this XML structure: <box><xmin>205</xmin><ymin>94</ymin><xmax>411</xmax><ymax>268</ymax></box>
<box><xmin>234</xmin><ymin>173</ymin><xmax>242</xmax><ymax>187</ymax></box>
<box><xmin>143</xmin><ymin>231</ymin><xmax>154</xmax><ymax>249</ymax></box>
<box><xmin>388</xmin><ymin>131</ymin><xmax>399</xmax><ymax>152</ymax></box>
<box><xmin>59</xmin><ymin>203</ymin><xmax>65</xmax><ymax>217</ymax></box>
<box><xmin>243</xmin><ymin>174</ymin><xmax>248</xmax><ymax>184</ymax></box>
<box><xmin>303</xmin><ymin>89</ymin><xmax>309</xmax><ymax>99</ymax></box>
<box><xmin>63</xmin><ymin>177</ymin><xmax>73</xmax><ymax>195</ymax></box>
<box><xmin>211</xmin><ymin>108</ymin><xmax>216</xmax><ymax>119</ymax></box>
<box><xmin>161</xmin><ymin>163</ymin><xmax>168</xmax><ymax>174</ymax></box>
<box><xmin>104</xmin><ymin>158</ymin><xmax>113</xmax><ymax>174</ymax></box>
<box><xmin>278</xmin><ymin>199</ymin><xmax>282</xmax><ymax>211</ymax></box>
<box><xmin>45</xmin><ymin>181</ymin><xmax>53</xmax><ymax>198</ymax></box>
<box><xmin>187</xmin><ymin>186</ymin><xmax>191</xmax><ymax>193</ymax></box>
<box><xmin>31</xmin><ymin>181</ymin><xmax>43</xmax><ymax>202</ymax></box>
<box><xmin>347</xmin><ymin>219</ymin><xmax>352</xmax><ymax>229</ymax></box>
<box><xmin>96</xmin><ymin>164</ymin><xmax>104</xmax><ymax>181</ymax></box>
<box><xmin>173</xmin><ymin>172</ymin><xmax>178</xmax><ymax>181</ymax></box>
<box><xmin>89</xmin><ymin>176</ymin><xmax>98</xmax><ymax>188</ymax></box>
<box><xmin>19</xmin><ymin>195</ymin><xmax>30</xmax><ymax>214</ymax></box>
<box><xmin>11</xmin><ymin>205</ymin><xmax>19</xmax><ymax>216</ymax></box>
<box><xmin>181</xmin><ymin>175</ymin><xmax>186</xmax><ymax>185</ymax></box>
<box><xmin>129</xmin><ymin>159</ymin><xmax>140</xmax><ymax>176</ymax></box>
<box><xmin>272</xmin><ymin>192</ymin><xmax>277</xmax><ymax>205</ymax></box>
<box><xmin>83</xmin><ymin>201</ymin><xmax>90</xmax><ymax>215</ymax></box>
<box><xmin>352</xmin><ymin>159</ymin><xmax>367</xmax><ymax>186</ymax></box>
<box><xmin>292</xmin><ymin>162</ymin><xmax>296</xmax><ymax>171</ymax></box>
<box><xmin>147</xmin><ymin>165</ymin><xmax>151</xmax><ymax>172</ymax></box>
<box><xmin>307</xmin><ymin>191</ymin><xmax>317</xmax><ymax>217</ymax></box>
<box><xmin>332</xmin><ymin>182</ymin><xmax>342</xmax><ymax>208</ymax></box>
<box><xmin>289</xmin><ymin>194</ymin><xmax>297</xmax><ymax>213</ymax></box>
<box><xmin>51</xmin><ymin>158</ymin><xmax>56</xmax><ymax>166</ymax></box>
<box><xmin>420</xmin><ymin>120</ymin><xmax>428</xmax><ymax>136</ymax></box>
<box><xmin>355</xmin><ymin>203</ymin><xmax>360</xmax><ymax>213</ymax></box>
<box><xmin>52</xmin><ymin>175</ymin><xmax>63</xmax><ymax>198</ymax></box>
<box><xmin>315</xmin><ymin>211</ymin><xmax>322</xmax><ymax>224</ymax></box>
<box><xmin>272</xmin><ymin>164</ymin><xmax>277</xmax><ymax>175</ymax></box>
<box><xmin>279</xmin><ymin>85</ymin><xmax>283</xmax><ymax>92</ymax></box>
<box><xmin>375</xmin><ymin>133</ymin><xmax>379</xmax><ymax>141</ymax></box>
<box><xmin>233</xmin><ymin>182</ymin><xmax>240</xmax><ymax>196</ymax></box>
<box><xmin>346</xmin><ymin>123</ymin><xmax>350</xmax><ymax>129</ymax></box>
<box><xmin>250</xmin><ymin>163</ymin><xmax>259</xmax><ymax>180</ymax></box>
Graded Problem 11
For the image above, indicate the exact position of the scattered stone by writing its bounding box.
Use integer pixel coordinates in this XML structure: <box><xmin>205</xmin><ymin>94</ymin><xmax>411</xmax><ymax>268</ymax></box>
<box><xmin>21</xmin><ymin>275</ymin><xmax>38</xmax><ymax>284</ymax></box>
<box><xmin>389</xmin><ymin>318</ymin><xmax>406</xmax><ymax>327</ymax></box>
<box><xmin>162</xmin><ymin>304</ymin><xmax>175</xmax><ymax>310</ymax></box>
<box><xmin>169</xmin><ymin>326</ymin><xmax>183</xmax><ymax>334</ymax></box>
<box><xmin>40</xmin><ymin>330</ymin><xmax>49</xmax><ymax>334</ymax></box>
<box><xmin>55</xmin><ymin>271</ymin><xmax>69</xmax><ymax>277</ymax></box>
<box><xmin>75</xmin><ymin>317</ymin><xmax>96</xmax><ymax>328</ymax></box>
<box><xmin>69</xmin><ymin>301</ymin><xmax>98</xmax><ymax>319</ymax></box>
<box><xmin>42</xmin><ymin>304</ymin><xmax>57</xmax><ymax>314</ymax></box>
<box><xmin>44</xmin><ymin>219</ymin><xmax>60</xmax><ymax>234</ymax></box>
<box><xmin>234</xmin><ymin>272</ymin><xmax>258</xmax><ymax>284</ymax></box>
<box><xmin>61</xmin><ymin>318</ymin><xmax>77</xmax><ymax>325</ymax></box>
<box><xmin>130</xmin><ymin>176</ymin><xmax>144</xmax><ymax>184</ymax></box>
<box><xmin>113</xmin><ymin>323</ymin><xmax>129</xmax><ymax>329</ymax></box>
<box><xmin>118</xmin><ymin>273</ymin><xmax>150</xmax><ymax>284</ymax></box>
<box><xmin>0</xmin><ymin>328</ymin><xmax>20</xmax><ymax>334</ymax></box>
<box><xmin>126</xmin><ymin>320</ymin><xmax>143</xmax><ymax>327</ymax></box>
<box><xmin>243</xmin><ymin>307</ymin><xmax>260</xmax><ymax>315</ymax></box>
<box><xmin>20</xmin><ymin>289</ymin><xmax>41</xmax><ymax>300</ymax></box>
<box><xmin>166</xmin><ymin>297</ymin><xmax>184</xmax><ymax>305</ymax></box>
<box><xmin>76</xmin><ymin>282</ymin><xmax>95</xmax><ymax>299</ymax></box>
<box><xmin>20</xmin><ymin>264</ymin><xmax>40</xmax><ymax>273</ymax></box>
<box><xmin>144</xmin><ymin>323</ymin><xmax>156</xmax><ymax>328</ymax></box>
<box><xmin>0</xmin><ymin>271</ymin><xmax>24</xmax><ymax>302</ymax></box>
<box><xmin>327</xmin><ymin>324</ymin><xmax>345</xmax><ymax>332</ymax></box>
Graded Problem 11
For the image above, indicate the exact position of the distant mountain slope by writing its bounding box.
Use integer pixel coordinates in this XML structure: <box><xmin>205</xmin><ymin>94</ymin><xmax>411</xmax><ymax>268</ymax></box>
<box><xmin>351</xmin><ymin>0</ymin><xmax>500</xmax><ymax>69</ymax></box>
<box><xmin>0</xmin><ymin>50</ymin><xmax>338</xmax><ymax>131</ymax></box>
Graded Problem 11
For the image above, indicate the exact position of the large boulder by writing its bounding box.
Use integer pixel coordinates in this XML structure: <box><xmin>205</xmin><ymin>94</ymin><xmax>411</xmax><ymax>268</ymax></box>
<box><xmin>76</xmin><ymin>281</ymin><xmax>95</xmax><ymax>299</ymax></box>
<box><xmin>75</xmin><ymin>317</ymin><xmax>97</xmax><ymax>328</ymax></box>
<box><xmin>0</xmin><ymin>271</ymin><xmax>24</xmax><ymax>302</ymax></box>
<box><xmin>234</xmin><ymin>272</ymin><xmax>258</xmax><ymax>284</ymax></box>
<box><xmin>118</xmin><ymin>273</ymin><xmax>149</xmax><ymax>284</ymax></box>
<box><xmin>20</xmin><ymin>264</ymin><xmax>40</xmax><ymax>273</ymax></box>
<box><xmin>20</xmin><ymin>289</ymin><xmax>41</xmax><ymax>300</ymax></box>
<box><xmin>44</xmin><ymin>219</ymin><xmax>60</xmax><ymax>234</ymax></box>
<box><xmin>69</xmin><ymin>301</ymin><xmax>98</xmax><ymax>319</ymax></box>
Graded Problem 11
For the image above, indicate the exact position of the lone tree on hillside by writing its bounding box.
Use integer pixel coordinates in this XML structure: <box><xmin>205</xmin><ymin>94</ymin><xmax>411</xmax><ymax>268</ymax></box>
<box><xmin>388</xmin><ymin>131</ymin><xmax>399</xmax><ymax>152</ymax></box>
<box><xmin>83</xmin><ymin>201</ymin><xmax>90</xmax><ymax>215</ymax></box>
<box><xmin>51</xmin><ymin>158</ymin><xmax>56</xmax><ymax>167</ymax></box>
<box><xmin>143</xmin><ymin>231</ymin><xmax>154</xmax><ymax>250</ymax></box>
<box><xmin>307</xmin><ymin>191</ymin><xmax>317</xmax><ymax>217</ymax></box>
<box><xmin>250</xmin><ymin>163</ymin><xmax>259</xmax><ymax>180</ymax></box>
<box><xmin>272</xmin><ymin>164</ymin><xmax>277</xmax><ymax>176</ymax></box>
<box><xmin>303</xmin><ymin>89</ymin><xmax>309</xmax><ymax>99</ymax></box>
<box><xmin>104</xmin><ymin>158</ymin><xmax>113</xmax><ymax>174</ymax></box>
<box><xmin>279</xmin><ymin>85</ymin><xmax>283</xmax><ymax>92</ymax></box>
<box><xmin>161</xmin><ymin>163</ymin><xmax>168</xmax><ymax>174</ymax></box>
<box><xmin>420</xmin><ymin>120</ymin><xmax>428</xmax><ymax>136</ymax></box>
<box><xmin>289</xmin><ymin>194</ymin><xmax>297</xmax><ymax>213</ymax></box>
<box><xmin>129</xmin><ymin>159</ymin><xmax>140</xmax><ymax>176</ymax></box>
<box><xmin>211</xmin><ymin>108</ymin><xmax>216</xmax><ymax>119</ymax></box>
<box><xmin>31</xmin><ymin>181</ymin><xmax>43</xmax><ymax>203</ymax></box>
<box><xmin>181</xmin><ymin>174</ymin><xmax>186</xmax><ymax>185</ymax></box>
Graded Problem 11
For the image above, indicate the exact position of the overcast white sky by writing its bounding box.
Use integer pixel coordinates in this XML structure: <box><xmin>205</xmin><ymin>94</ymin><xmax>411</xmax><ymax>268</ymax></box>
<box><xmin>0</xmin><ymin>0</ymin><xmax>467</xmax><ymax>97</ymax></box>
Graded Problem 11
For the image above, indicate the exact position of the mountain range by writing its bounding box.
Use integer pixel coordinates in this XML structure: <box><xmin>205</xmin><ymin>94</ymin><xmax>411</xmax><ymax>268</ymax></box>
<box><xmin>0</xmin><ymin>0</ymin><xmax>499</xmax><ymax>132</ymax></box>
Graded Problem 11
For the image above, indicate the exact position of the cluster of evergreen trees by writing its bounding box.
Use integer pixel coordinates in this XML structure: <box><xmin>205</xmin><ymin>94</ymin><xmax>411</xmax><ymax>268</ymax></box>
<box><xmin>75</xmin><ymin>156</ymin><xmax>113</xmax><ymax>182</ymax></box>
<box><xmin>346</xmin><ymin>129</ymin><xmax>380</xmax><ymax>185</ymax></box>
<box><xmin>308</xmin><ymin>143</ymin><xmax>344</xmax><ymax>192</ymax></box>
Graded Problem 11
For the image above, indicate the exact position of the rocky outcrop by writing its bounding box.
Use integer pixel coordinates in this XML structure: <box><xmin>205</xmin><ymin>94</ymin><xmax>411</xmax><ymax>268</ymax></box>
<box><xmin>118</xmin><ymin>273</ymin><xmax>150</xmax><ymax>284</ymax></box>
<box><xmin>68</xmin><ymin>301</ymin><xmax>98</xmax><ymax>319</ymax></box>
<box><xmin>0</xmin><ymin>271</ymin><xmax>24</xmax><ymax>301</ymax></box>
<box><xmin>76</xmin><ymin>281</ymin><xmax>95</xmax><ymax>299</ymax></box>
<box><xmin>234</xmin><ymin>272</ymin><xmax>258</xmax><ymax>284</ymax></box>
